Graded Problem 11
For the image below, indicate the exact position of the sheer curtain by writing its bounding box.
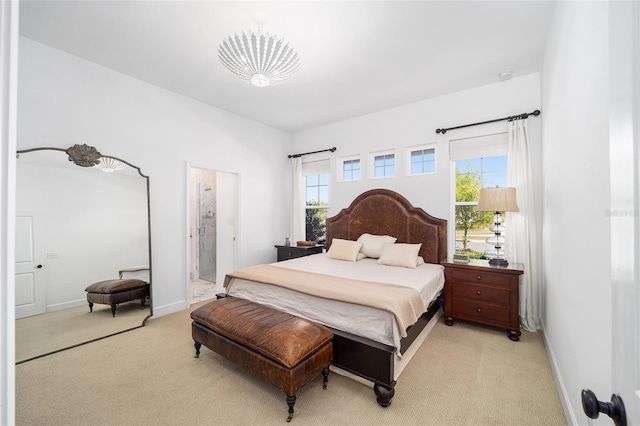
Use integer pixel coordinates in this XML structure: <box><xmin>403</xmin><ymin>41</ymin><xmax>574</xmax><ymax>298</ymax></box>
<box><xmin>290</xmin><ymin>157</ymin><xmax>306</xmax><ymax>243</ymax></box>
<box><xmin>507</xmin><ymin>119</ymin><xmax>539</xmax><ymax>331</ymax></box>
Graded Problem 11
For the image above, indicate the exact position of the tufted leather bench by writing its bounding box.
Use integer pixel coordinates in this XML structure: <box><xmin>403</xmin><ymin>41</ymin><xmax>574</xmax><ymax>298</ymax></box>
<box><xmin>191</xmin><ymin>297</ymin><xmax>333</xmax><ymax>422</ymax></box>
<box><xmin>85</xmin><ymin>278</ymin><xmax>148</xmax><ymax>317</ymax></box>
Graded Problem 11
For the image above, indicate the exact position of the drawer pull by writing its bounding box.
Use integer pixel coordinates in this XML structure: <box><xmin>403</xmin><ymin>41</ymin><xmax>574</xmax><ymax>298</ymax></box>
<box><xmin>476</xmin><ymin>275</ymin><xmax>482</xmax><ymax>281</ymax></box>
<box><xmin>476</xmin><ymin>290</ymin><xmax>482</xmax><ymax>296</ymax></box>
<box><xmin>476</xmin><ymin>308</ymin><xmax>482</xmax><ymax>313</ymax></box>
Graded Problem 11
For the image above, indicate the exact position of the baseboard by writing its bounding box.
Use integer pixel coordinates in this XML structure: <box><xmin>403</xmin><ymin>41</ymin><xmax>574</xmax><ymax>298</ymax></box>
<box><xmin>45</xmin><ymin>298</ymin><xmax>85</xmax><ymax>312</ymax></box>
<box><xmin>540</xmin><ymin>320</ymin><xmax>578</xmax><ymax>425</ymax></box>
<box><xmin>149</xmin><ymin>300</ymin><xmax>189</xmax><ymax>318</ymax></box>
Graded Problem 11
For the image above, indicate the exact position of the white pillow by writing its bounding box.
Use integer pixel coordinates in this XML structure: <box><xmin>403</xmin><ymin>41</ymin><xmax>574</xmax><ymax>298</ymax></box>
<box><xmin>377</xmin><ymin>243</ymin><xmax>422</xmax><ymax>268</ymax></box>
<box><xmin>327</xmin><ymin>239</ymin><xmax>363</xmax><ymax>262</ymax></box>
<box><xmin>357</xmin><ymin>233</ymin><xmax>397</xmax><ymax>258</ymax></box>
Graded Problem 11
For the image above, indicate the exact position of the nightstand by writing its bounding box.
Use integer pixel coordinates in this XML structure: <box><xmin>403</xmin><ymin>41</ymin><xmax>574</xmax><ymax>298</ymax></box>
<box><xmin>274</xmin><ymin>245</ymin><xmax>323</xmax><ymax>262</ymax></box>
<box><xmin>442</xmin><ymin>259</ymin><xmax>524</xmax><ymax>341</ymax></box>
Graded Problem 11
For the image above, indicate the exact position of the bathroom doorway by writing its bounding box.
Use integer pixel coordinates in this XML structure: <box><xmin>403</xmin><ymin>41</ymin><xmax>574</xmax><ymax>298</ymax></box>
<box><xmin>188</xmin><ymin>167</ymin><xmax>237</xmax><ymax>304</ymax></box>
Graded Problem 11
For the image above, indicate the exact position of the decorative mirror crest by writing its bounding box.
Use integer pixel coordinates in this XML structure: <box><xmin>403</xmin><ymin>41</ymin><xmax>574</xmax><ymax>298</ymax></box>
<box><xmin>66</xmin><ymin>143</ymin><xmax>102</xmax><ymax>167</ymax></box>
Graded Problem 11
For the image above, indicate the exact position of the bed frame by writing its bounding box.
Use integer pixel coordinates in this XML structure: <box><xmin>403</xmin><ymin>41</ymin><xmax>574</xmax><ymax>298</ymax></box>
<box><xmin>325</xmin><ymin>188</ymin><xmax>447</xmax><ymax>406</ymax></box>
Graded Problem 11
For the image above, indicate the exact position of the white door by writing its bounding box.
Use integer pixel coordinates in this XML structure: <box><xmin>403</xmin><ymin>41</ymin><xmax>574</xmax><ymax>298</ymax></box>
<box><xmin>15</xmin><ymin>214</ymin><xmax>45</xmax><ymax>319</ymax></box>
<box><xmin>600</xmin><ymin>2</ymin><xmax>640</xmax><ymax>424</ymax></box>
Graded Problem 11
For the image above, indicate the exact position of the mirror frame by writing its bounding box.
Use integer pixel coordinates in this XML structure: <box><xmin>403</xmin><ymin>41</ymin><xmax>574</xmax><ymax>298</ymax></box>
<box><xmin>15</xmin><ymin>144</ymin><xmax>153</xmax><ymax>359</ymax></box>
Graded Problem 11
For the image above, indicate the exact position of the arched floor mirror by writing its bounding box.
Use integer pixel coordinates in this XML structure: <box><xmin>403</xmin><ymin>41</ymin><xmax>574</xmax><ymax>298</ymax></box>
<box><xmin>15</xmin><ymin>144</ymin><xmax>152</xmax><ymax>363</ymax></box>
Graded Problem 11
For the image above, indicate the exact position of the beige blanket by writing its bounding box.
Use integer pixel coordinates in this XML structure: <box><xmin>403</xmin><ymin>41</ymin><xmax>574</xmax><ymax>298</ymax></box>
<box><xmin>224</xmin><ymin>264</ymin><xmax>426</xmax><ymax>337</ymax></box>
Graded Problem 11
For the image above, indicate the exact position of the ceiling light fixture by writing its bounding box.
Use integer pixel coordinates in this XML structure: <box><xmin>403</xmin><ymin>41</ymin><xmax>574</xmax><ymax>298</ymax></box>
<box><xmin>218</xmin><ymin>17</ymin><xmax>301</xmax><ymax>87</ymax></box>
<box><xmin>95</xmin><ymin>157</ymin><xmax>126</xmax><ymax>173</ymax></box>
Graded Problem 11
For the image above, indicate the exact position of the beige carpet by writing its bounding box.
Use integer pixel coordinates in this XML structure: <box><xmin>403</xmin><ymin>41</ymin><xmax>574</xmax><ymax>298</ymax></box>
<box><xmin>16</xmin><ymin>302</ymin><xmax>567</xmax><ymax>425</ymax></box>
<box><xmin>16</xmin><ymin>302</ymin><xmax>150</xmax><ymax>363</ymax></box>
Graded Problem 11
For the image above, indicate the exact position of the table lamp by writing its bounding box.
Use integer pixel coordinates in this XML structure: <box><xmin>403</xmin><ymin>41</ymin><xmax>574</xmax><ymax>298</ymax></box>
<box><xmin>476</xmin><ymin>186</ymin><xmax>519</xmax><ymax>267</ymax></box>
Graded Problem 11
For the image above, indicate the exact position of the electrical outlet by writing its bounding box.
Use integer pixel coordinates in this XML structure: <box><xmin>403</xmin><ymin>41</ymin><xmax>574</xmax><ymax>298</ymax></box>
<box><xmin>46</xmin><ymin>252</ymin><xmax>59</xmax><ymax>259</ymax></box>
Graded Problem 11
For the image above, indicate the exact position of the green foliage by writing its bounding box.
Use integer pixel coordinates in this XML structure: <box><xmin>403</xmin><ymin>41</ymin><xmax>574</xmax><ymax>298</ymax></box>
<box><xmin>455</xmin><ymin>163</ymin><xmax>494</xmax><ymax>251</ymax></box>
<box><xmin>306</xmin><ymin>200</ymin><xmax>327</xmax><ymax>243</ymax></box>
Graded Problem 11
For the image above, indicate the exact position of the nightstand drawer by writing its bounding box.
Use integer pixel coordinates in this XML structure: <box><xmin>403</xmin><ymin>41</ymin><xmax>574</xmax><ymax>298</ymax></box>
<box><xmin>275</xmin><ymin>245</ymin><xmax>323</xmax><ymax>262</ymax></box>
<box><xmin>451</xmin><ymin>283</ymin><xmax>510</xmax><ymax>304</ymax></box>
<box><xmin>450</xmin><ymin>298</ymin><xmax>511</xmax><ymax>324</ymax></box>
<box><xmin>448</xmin><ymin>268</ymin><xmax>512</xmax><ymax>287</ymax></box>
<box><xmin>278</xmin><ymin>249</ymin><xmax>306</xmax><ymax>261</ymax></box>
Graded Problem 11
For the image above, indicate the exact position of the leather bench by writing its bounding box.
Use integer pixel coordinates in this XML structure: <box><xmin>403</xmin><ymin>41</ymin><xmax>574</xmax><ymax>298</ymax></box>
<box><xmin>85</xmin><ymin>278</ymin><xmax>148</xmax><ymax>317</ymax></box>
<box><xmin>191</xmin><ymin>297</ymin><xmax>333</xmax><ymax>422</ymax></box>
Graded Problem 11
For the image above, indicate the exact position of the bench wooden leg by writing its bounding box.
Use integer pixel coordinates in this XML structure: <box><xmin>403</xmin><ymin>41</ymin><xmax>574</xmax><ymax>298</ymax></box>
<box><xmin>322</xmin><ymin>367</ymin><xmax>329</xmax><ymax>390</ymax></box>
<box><xmin>286</xmin><ymin>394</ymin><xmax>296</xmax><ymax>422</ymax></box>
<box><xmin>88</xmin><ymin>302</ymin><xmax>93</xmax><ymax>313</ymax></box>
<box><xmin>110</xmin><ymin>303</ymin><xmax>117</xmax><ymax>317</ymax></box>
<box><xmin>194</xmin><ymin>341</ymin><xmax>201</xmax><ymax>358</ymax></box>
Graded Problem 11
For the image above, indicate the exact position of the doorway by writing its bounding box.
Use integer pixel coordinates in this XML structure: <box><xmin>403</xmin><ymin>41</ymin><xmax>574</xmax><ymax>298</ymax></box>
<box><xmin>188</xmin><ymin>167</ymin><xmax>237</xmax><ymax>304</ymax></box>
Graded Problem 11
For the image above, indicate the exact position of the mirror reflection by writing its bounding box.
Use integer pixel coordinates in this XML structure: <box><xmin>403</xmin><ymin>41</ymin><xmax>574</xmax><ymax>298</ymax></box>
<box><xmin>15</xmin><ymin>146</ymin><xmax>151</xmax><ymax>363</ymax></box>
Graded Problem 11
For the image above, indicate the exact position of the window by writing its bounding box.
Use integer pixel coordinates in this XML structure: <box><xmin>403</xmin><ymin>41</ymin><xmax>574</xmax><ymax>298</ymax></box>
<box><xmin>409</xmin><ymin>146</ymin><xmax>436</xmax><ymax>175</ymax></box>
<box><xmin>305</xmin><ymin>173</ymin><xmax>328</xmax><ymax>243</ymax></box>
<box><xmin>342</xmin><ymin>159</ymin><xmax>360</xmax><ymax>181</ymax></box>
<box><xmin>454</xmin><ymin>155</ymin><xmax>508</xmax><ymax>257</ymax></box>
<box><xmin>373</xmin><ymin>153</ymin><xmax>395</xmax><ymax>178</ymax></box>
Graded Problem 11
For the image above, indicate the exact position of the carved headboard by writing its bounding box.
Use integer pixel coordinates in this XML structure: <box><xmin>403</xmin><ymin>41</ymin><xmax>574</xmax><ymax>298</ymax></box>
<box><xmin>325</xmin><ymin>189</ymin><xmax>447</xmax><ymax>264</ymax></box>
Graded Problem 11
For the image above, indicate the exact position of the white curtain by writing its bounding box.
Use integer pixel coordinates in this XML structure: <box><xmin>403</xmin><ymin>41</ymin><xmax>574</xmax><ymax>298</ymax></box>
<box><xmin>290</xmin><ymin>157</ymin><xmax>306</xmax><ymax>243</ymax></box>
<box><xmin>507</xmin><ymin>119</ymin><xmax>540</xmax><ymax>331</ymax></box>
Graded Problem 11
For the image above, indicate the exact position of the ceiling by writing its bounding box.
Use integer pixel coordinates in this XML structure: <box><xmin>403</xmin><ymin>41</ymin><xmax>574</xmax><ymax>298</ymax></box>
<box><xmin>18</xmin><ymin>1</ymin><xmax>555</xmax><ymax>134</ymax></box>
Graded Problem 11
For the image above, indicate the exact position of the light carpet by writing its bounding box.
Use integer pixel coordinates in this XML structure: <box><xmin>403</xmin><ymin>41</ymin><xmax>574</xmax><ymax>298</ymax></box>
<box><xmin>16</xmin><ymin>302</ymin><xmax>150</xmax><ymax>363</ymax></box>
<box><xmin>16</xmin><ymin>301</ymin><xmax>567</xmax><ymax>425</ymax></box>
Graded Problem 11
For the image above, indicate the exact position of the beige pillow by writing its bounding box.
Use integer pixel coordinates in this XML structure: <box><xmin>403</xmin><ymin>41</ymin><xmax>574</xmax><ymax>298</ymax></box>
<box><xmin>377</xmin><ymin>243</ymin><xmax>422</xmax><ymax>268</ymax></box>
<box><xmin>357</xmin><ymin>233</ymin><xmax>397</xmax><ymax>258</ymax></box>
<box><xmin>327</xmin><ymin>239</ymin><xmax>363</xmax><ymax>262</ymax></box>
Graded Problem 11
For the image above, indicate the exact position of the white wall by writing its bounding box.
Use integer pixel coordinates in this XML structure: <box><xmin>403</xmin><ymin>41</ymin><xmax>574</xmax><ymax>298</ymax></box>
<box><xmin>17</xmin><ymin>37</ymin><xmax>291</xmax><ymax>317</ymax></box>
<box><xmin>292</xmin><ymin>73</ymin><xmax>543</xmax><ymax>254</ymax></box>
<box><xmin>541</xmin><ymin>2</ymin><xmax>611</xmax><ymax>424</ymax></box>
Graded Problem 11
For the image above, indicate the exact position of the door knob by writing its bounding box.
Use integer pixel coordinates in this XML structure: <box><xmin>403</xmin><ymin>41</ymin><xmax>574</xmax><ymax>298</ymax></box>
<box><xmin>35</xmin><ymin>264</ymin><xmax>43</xmax><ymax>269</ymax></box>
<box><xmin>581</xmin><ymin>389</ymin><xmax>627</xmax><ymax>426</ymax></box>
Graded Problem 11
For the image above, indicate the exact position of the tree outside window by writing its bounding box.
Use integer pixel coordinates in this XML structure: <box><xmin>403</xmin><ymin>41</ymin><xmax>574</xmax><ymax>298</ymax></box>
<box><xmin>306</xmin><ymin>173</ymin><xmax>328</xmax><ymax>243</ymax></box>
<box><xmin>455</xmin><ymin>156</ymin><xmax>507</xmax><ymax>257</ymax></box>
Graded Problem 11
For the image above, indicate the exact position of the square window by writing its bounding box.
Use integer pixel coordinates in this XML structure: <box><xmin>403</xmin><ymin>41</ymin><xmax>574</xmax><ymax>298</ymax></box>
<box><xmin>374</xmin><ymin>154</ymin><xmax>395</xmax><ymax>178</ymax></box>
<box><xmin>410</xmin><ymin>148</ymin><xmax>436</xmax><ymax>175</ymax></box>
<box><xmin>343</xmin><ymin>159</ymin><xmax>361</xmax><ymax>181</ymax></box>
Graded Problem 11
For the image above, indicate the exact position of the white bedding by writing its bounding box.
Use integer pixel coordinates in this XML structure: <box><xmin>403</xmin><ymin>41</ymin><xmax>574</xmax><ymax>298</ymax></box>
<box><xmin>225</xmin><ymin>253</ymin><xmax>444</xmax><ymax>351</ymax></box>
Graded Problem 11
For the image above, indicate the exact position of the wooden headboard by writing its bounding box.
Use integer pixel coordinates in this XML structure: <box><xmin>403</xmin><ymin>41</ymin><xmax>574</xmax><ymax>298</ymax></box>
<box><xmin>325</xmin><ymin>189</ymin><xmax>447</xmax><ymax>264</ymax></box>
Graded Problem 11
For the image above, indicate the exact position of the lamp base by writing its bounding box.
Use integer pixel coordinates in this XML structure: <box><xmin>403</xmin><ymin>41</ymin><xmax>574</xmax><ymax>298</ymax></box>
<box><xmin>488</xmin><ymin>258</ymin><xmax>509</xmax><ymax>267</ymax></box>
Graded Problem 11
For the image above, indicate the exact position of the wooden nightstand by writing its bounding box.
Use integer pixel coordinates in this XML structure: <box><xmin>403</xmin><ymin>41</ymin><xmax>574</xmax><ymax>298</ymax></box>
<box><xmin>274</xmin><ymin>245</ymin><xmax>323</xmax><ymax>262</ymax></box>
<box><xmin>442</xmin><ymin>259</ymin><xmax>524</xmax><ymax>341</ymax></box>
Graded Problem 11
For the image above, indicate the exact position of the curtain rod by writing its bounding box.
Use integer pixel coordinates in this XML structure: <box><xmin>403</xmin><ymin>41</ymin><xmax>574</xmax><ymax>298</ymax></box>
<box><xmin>288</xmin><ymin>147</ymin><xmax>336</xmax><ymax>159</ymax></box>
<box><xmin>435</xmin><ymin>109</ymin><xmax>541</xmax><ymax>135</ymax></box>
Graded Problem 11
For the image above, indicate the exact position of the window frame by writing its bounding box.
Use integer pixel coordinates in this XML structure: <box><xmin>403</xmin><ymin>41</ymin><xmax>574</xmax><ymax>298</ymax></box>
<box><xmin>304</xmin><ymin>172</ymin><xmax>329</xmax><ymax>243</ymax></box>
<box><xmin>369</xmin><ymin>149</ymin><xmax>396</xmax><ymax>179</ymax></box>
<box><xmin>407</xmin><ymin>143</ymin><xmax>437</xmax><ymax>176</ymax></box>
<box><xmin>337</xmin><ymin>155</ymin><xmax>361</xmax><ymax>182</ymax></box>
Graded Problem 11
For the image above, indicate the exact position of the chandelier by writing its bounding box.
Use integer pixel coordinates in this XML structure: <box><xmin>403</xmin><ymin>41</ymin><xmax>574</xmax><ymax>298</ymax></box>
<box><xmin>218</xmin><ymin>20</ymin><xmax>301</xmax><ymax>87</ymax></box>
<box><xmin>95</xmin><ymin>157</ymin><xmax>126</xmax><ymax>173</ymax></box>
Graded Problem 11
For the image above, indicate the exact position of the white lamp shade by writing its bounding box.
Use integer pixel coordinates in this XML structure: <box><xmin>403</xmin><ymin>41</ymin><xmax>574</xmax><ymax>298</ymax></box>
<box><xmin>476</xmin><ymin>187</ymin><xmax>519</xmax><ymax>212</ymax></box>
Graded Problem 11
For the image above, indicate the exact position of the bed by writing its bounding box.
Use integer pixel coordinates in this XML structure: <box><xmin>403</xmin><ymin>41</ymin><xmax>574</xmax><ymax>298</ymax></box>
<box><xmin>224</xmin><ymin>188</ymin><xmax>447</xmax><ymax>406</ymax></box>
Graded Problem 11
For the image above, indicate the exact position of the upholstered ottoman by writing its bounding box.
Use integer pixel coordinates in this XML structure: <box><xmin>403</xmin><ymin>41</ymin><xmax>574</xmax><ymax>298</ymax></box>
<box><xmin>191</xmin><ymin>297</ymin><xmax>333</xmax><ymax>422</ymax></box>
<box><xmin>85</xmin><ymin>278</ymin><xmax>148</xmax><ymax>317</ymax></box>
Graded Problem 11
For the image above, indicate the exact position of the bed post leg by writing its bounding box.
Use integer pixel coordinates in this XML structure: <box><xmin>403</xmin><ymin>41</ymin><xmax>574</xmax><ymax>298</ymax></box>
<box><xmin>374</xmin><ymin>381</ymin><xmax>396</xmax><ymax>407</ymax></box>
